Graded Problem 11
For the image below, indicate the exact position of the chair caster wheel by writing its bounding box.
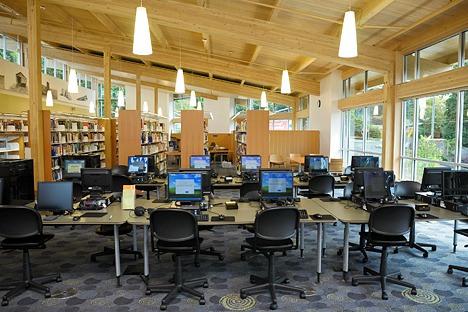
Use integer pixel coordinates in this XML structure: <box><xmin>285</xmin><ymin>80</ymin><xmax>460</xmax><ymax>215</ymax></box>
<box><xmin>423</xmin><ymin>252</ymin><xmax>428</xmax><ymax>258</ymax></box>
<box><xmin>282</xmin><ymin>251</ymin><xmax>287</xmax><ymax>256</ymax></box>
<box><xmin>431</xmin><ymin>246</ymin><xmax>437</xmax><ymax>251</ymax></box>
<box><xmin>1</xmin><ymin>299</ymin><xmax>8</xmax><ymax>306</ymax></box>
<box><xmin>219</xmin><ymin>255</ymin><xmax>224</xmax><ymax>260</ymax></box>
<box><xmin>146</xmin><ymin>289</ymin><xmax>152</xmax><ymax>295</ymax></box>
<box><xmin>45</xmin><ymin>291</ymin><xmax>51</xmax><ymax>298</ymax></box>
<box><xmin>462</xmin><ymin>278</ymin><xmax>468</xmax><ymax>287</ymax></box>
<box><xmin>241</xmin><ymin>246</ymin><xmax>245</xmax><ymax>251</ymax></box>
<box><xmin>352</xmin><ymin>280</ymin><xmax>358</xmax><ymax>286</ymax></box>
<box><xmin>250</xmin><ymin>277</ymin><xmax>256</xmax><ymax>284</ymax></box>
<box><xmin>362</xmin><ymin>257</ymin><xmax>368</xmax><ymax>263</ymax></box>
<box><xmin>195</xmin><ymin>261</ymin><xmax>200</xmax><ymax>267</ymax></box>
<box><xmin>382</xmin><ymin>292</ymin><xmax>388</xmax><ymax>300</ymax></box>
<box><xmin>56</xmin><ymin>276</ymin><xmax>62</xmax><ymax>282</ymax></box>
<box><xmin>240</xmin><ymin>291</ymin><xmax>247</xmax><ymax>299</ymax></box>
<box><xmin>397</xmin><ymin>274</ymin><xmax>404</xmax><ymax>280</ymax></box>
<box><xmin>203</xmin><ymin>282</ymin><xmax>209</xmax><ymax>288</ymax></box>
<box><xmin>411</xmin><ymin>288</ymin><xmax>417</xmax><ymax>295</ymax></box>
<box><xmin>282</xmin><ymin>278</ymin><xmax>290</xmax><ymax>284</ymax></box>
<box><xmin>241</xmin><ymin>255</ymin><xmax>246</xmax><ymax>261</ymax></box>
<box><xmin>270</xmin><ymin>302</ymin><xmax>278</xmax><ymax>310</ymax></box>
<box><xmin>199</xmin><ymin>298</ymin><xmax>206</xmax><ymax>305</ymax></box>
<box><xmin>209</xmin><ymin>247</ymin><xmax>215</xmax><ymax>252</ymax></box>
<box><xmin>447</xmin><ymin>268</ymin><xmax>453</xmax><ymax>274</ymax></box>
<box><xmin>91</xmin><ymin>256</ymin><xmax>97</xmax><ymax>262</ymax></box>
<box><xmin>337</xmin><ymin>249</ymin><xmax>343</xmax><ymax>256</ymax></box>
<box><xmin>160</xmin><ymin>303</ymin><xmax>167</xmax><ymax>310</ymax></box>
<box><xmin>300</xmin><ymin>291</ymin><xmax>306</xmax><ymax>299</ymax></box>
<box><xmin>393</xmin><ymin>247</ymin><xmax>399</xmax><ymax>254</ymax></box>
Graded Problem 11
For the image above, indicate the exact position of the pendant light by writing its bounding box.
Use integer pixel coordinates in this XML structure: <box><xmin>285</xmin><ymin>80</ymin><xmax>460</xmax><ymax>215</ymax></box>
<box><xmin>68</xmin><ymin>17</ymin><xmax>79</xmax><ymax>93</ymax></box>
<box><xmin>175</xmin><ymin>43</ymin><xmax>185</xmax><ymax>94</ymax></box>
<box><xmin>260</xmin><ymin>90</ymin><xmax>268</xmax><ymax>108</ymax></box>
<box><xmin>117</xmin><ymin>89</ymin><xmax>125</xmax><ymax>107</ymax></box>
<box><xmin>114</xmin><ymin>107</ymin><xmax>119</xmax><ymax>118</ymax></box>
<box><xmin>133</xmin><ymin>1</ymin><xmax>152</xmax><ymax>55</ymax></box>
<box><xmin>190</xmin><ymin>90</ymin><xmax>197</xmax><ymax>107</ymax></box>
<box><xmin>373</xmin><ymin>105</ymin><xmax>379</xmax><ymax>116</ymax></box>
<box><xmin>281</xmin><ymin>69</ymin><xmax>291</xmax><ymax>94</ymax></box>
<box><xmin>338</xmin><ymin>2</ymin><xmax>358</xmax><ymax>58</ymax></box>
<box><xmin>46</xmin><ymin>89</ymin><xmax>53</xmax><ymax>107</ymax></box>
<box><xmin>142</xmin><ymin>100</ymin><xmax>149</xmax><ymax>113</ymax></box>
<box><xmin>89</xmin><ymin>100</ymin><xmax>95</xmax><ymax>114</ymax></box>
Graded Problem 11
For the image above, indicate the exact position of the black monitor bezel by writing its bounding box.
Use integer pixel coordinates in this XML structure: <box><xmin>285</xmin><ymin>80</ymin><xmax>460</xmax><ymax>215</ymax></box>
<box><xmin>127</xmin><ymin>156</ymin><xmax>149</xmax><ymax>175</ymax></box>
<box><xmin>37</xmin><ymin>181</ymin><xmax>73</xmax><ymax>214</ymax></box>
<box><xmin>189</xmin><ymin>155</ymin><xmax>211</xmax><ymax>170</ymax></box>
<box><xmin>352</xmin><ymin>167</ymin><xmax>384</xmax><ymax>194</ymax></box>
<box><xmin>80</xmin><ymin>167</ymin><xmax>113</xmax><ymax>197</ymax></box>
<box><xmin>167</xmin><ymin>171</ymin><xmax>204</xmax><ymax>202</ymax></box>
<box><xmin>442</xmin><ymin>170</ymin><xmax>468</xmax><ymax>198</ymax></box>
<box><xmin>420</xmin><ymin>166</ymin><xmax>452</xmax><ymax>193</ymax></box>
<box><xmin>304</xmin><ymin>155</ymin><xmax>329</xmax><ymax>174</ymax></box>
<box><xmin>259</xmin><ymin>169</ymin><xmax>294</xmax><ymax>199</ymax></box>
<box><xmin>240</xmin><ymin>155</ymin><xmax>262</xmax><ymax>172</ymax></box>
<box><xmin>350</xmin><ymin>156</ymin><xmax>379</xmax><ymax>171</ymax></box>
<box><xmin>62</xmin><ymin>159</ymin><xmax>86</xmax><ymax>180</ymax></box>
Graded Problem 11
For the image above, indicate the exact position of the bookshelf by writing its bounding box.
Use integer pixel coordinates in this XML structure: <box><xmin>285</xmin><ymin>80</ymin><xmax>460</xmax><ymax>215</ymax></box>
<box><xmin>181</xmin><ymin>110</ymin><xmax>205</xmax><ymax>168</ymax></box>
<box><xmin>0</xmin><ymin>113</ymin><xmax>28</xmax><ymax>159</ymax></box>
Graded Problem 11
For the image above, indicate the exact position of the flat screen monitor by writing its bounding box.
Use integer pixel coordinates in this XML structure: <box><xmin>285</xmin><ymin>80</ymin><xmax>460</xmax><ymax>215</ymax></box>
<box><xmin>351</xmin><ymin>156</ymin><xmax>379</xmax><ymax>171</ymax></box>
<box><xmin>62</xmin><ymin>159</ymin><xmax>86</xmax><ymax>180</ymax></box>
<box><xmin>81</xmin><ymin>168</ymin><xmax>113</xmax><ymax>197</ymax></box>
<box><xmin>363</xmin><ymin>170</ymin><xmax>392</xmax><ymax>201</ymax></box>
<box><xmin>179</xmin><ymin>169</ymin><xmax>212</xmax><ymax>196</ymax></box>
<box><xmin>442</xmin><ymin>170</ymin><xmax>468</xmax><ymax>198</ymax></box>
<box><xmin>420</xmin><ymin>167</ymin><xmax>452</xmax><ymax>193</ymax></box>
<box><xmin>353</xmin><ymin>167</ymin><xmax>383</xmax><ymax>194</ymax></box>
<box><xmin>128</xmin><ymin>156</ymin><xmax>149</xmax><ymax>175</ymax></box>
<box><xmin>260</xmin><ymin>170</ymin><xmax>294</xmax><ymax>199</ymax></box>
<box><xmin>37</xmin><ymin>181</ymin><xmax>73</xmax><ymax>214</ymax></box>
<box><xmin>241</xmin><ymin>155</ymin><xmax>261</xmax><ymax>172</ymax></box>
<box><xmin>189</xmin><ymin>155</ymin><xmax>211</xmax><ymax>169</ymax></box>
<box><xmin>167</xmin><ymin>172</ymin><xmax>203</xmax><ymax>202</ymax></box>
<box><xmin>304</xmin><ymin>155</ymin><xmax>329</xmax><ymax>174</ymax></box>
<box><xmin>61</xmin><ymin>155</ymin><xmax>100</xmax><ymax>169</ymax></box>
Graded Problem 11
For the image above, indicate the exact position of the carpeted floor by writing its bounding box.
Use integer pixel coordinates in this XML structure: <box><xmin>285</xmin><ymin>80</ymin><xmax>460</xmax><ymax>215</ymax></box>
<box><xmin>1</xmin><ymin>190</ymin><xmax>468</xmax><ymax>311</ymax></box>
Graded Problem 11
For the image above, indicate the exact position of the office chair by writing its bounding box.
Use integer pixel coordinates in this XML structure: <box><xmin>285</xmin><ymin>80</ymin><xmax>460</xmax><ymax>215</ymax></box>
<box><xmin>240</xmin><ymin>207</ymin><xmax>306</xmax><ymax>310</ymax></box>
<box><xmin>269</xmin><ymin>154</ymin><xmax>286</xmax><ymax>168</ymax></box>
<box><xmin>72</xmin><ymin>181</ymin><xmax>83</xmax><ymax>202</ymax></box>
<box><xmin>0</xmin><ymin>178</ymin><xmax>4</xmax><ymax>204</ymax></box>
<box><xmin>240</xmin><ymin>182</ymin><xmax>260</xmax><ymax>201</ymax></box>
<box><xmin>288</xmin><ymin>153</ymin><xmax>301</xmax><ymax>172</ymax></box>
<box><xmin>351</xmin><ymin>204</ymin><xmax>418</xmax><ymax>300</ymax></box>
<box><xmin>146</xmin><ymin>209</ymin><xmax>208</xmax><ymax>310</ymax></box>
<box><xmin>447</xmin><ymin>229</ymin><xmax>468</xmax><ymax>286</ymax></box>
<box><xmin>298</xmin><ymin>174</ymin><xmax>335</xmax><ymax>198</ymax></box>
<box><xmin>91</xmin><ymin>175</ymin><xmax>142</xmax><ymax>262</ymax></box>
<box><xmin>0</xmin><ymin>205</ymin><xmax>62</xmax><ymax>306</ymax></box>
<box><xmin>111</xmin><ymin>164</ymin><xmax>129</xmax><ymax>176</ymax></box>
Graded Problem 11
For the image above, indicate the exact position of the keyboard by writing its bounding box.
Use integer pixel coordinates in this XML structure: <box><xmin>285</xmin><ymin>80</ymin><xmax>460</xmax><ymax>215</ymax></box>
<box><xmin>299</xmin><ymin>209</ymin><xmax>309</xmax><ymax>219</ymax></box>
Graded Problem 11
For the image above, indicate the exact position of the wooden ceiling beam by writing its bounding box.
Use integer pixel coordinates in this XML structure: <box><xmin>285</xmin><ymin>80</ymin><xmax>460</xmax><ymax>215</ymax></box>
<box><xmin>90</xmin><ymin>12</ymin><xmax>127</xmax><ymax>38</ymax></box>
<box><xmin>357</xmin><ymin>0</ymin><xmax>396</xmax><ymax>26</ymax></box>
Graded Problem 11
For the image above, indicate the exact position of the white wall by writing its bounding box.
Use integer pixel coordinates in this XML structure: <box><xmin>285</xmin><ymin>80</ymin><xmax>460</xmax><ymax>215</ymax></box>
<box><xmin>204</xmin><ymin>97</ymin><xmax>233</xmax><ymax>133</ymax></box>
<box><xmin>124</xmin><ymin>84</ymin><xmax>155</xmax><ymax>112</ymax></box>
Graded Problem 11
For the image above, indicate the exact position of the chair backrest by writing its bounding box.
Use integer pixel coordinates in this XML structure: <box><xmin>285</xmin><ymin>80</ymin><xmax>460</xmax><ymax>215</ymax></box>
<box><xmin>0</xmin><ymin>205</ymin><xmax>42</xmax><ymax>239</ymax></box>
<box><xmin>73</xmin><ymin>182</ymin><xmax>83</xmax><ymax>201</ymax></box>
<box><xmin>150</xmin><ymin>208</ymin><xmax>198</xmax><ymax>243</ymax></box>
<box><xmin>254</xmin><ymin>207</ymin><xmax>299</xmax><ymax>243</ymax></box>
<box><xmin>111</xmin><ymin>165</ymin><xmax>129</xmax><ymax>176</ymax></box>
<box><xmin>369</xmin><ymin>204</ymin><xmax>415</xmax><ymax>237</ymax></box>
<box><xmin>343</xmin><ymin>165</ymin><xmax>352</xmax><ymax>175</ymax></box>
<box><xmin>308</xmin><ymin>174</ymin><xmax>335</xmax><ymax>196</ymax></box>
<box><xmin>111</xmin><ymin>174</ymin><xmax>133</xmax><ymax>193</ymax></box>
<box><xmin>240</xmin><ymin>182</ymin><xmax>260</xmax><ymax>200</ymax></box>
<box><xmin>269</xmin><ymin>154</ymin><xmax>285</xmax><ymax>163</ymax></box>
<box><xmin>342</xmin><ymin>182</ymin><xmax>354</xmax><ymax>198</ymax></box>
<box><xmin>394</xmin><ymin>181</ymin><xmax>421</xmax><ymax>199</ymax></box>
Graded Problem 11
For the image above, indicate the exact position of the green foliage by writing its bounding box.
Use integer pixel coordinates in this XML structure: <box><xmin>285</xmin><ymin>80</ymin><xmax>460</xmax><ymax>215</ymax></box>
<box><xmin>417</xmin><ymin>136</ymin><xmax>443</xmax><ymax>160</ymax></box>
<box><xmin>368</xmin><ymin>125</ymin><xmax>382</xmax><ymax>139</ymax></box>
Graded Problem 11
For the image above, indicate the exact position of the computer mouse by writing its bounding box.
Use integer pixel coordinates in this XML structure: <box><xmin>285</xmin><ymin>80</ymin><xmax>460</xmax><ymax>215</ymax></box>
<box><xmin>313</xmin><ymin>213</ymin><xmax>323</xmax><ymax>219</ymax></box>
<box><xmin>218</xmin><ymin>214</ymin><xmax>225</xmax><ymax>220</ymax></box>
<box><xmin>72</xmin><ymin>215</ymin><xmax>81</xmax><ymax>221</ymax></box>
<box><xmin>420</xmin><ymin>213</ymin><xmax>428</xmax><ymax>218</ymax></box>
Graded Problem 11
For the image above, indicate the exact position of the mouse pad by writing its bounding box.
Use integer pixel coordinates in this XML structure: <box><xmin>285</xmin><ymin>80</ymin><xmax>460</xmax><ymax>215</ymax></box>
<box><xmin>310</xmin><ymin>214</ymin><xmax>335</xmax><ymax>221</ymax></box>
<box><xmin>80</xmin><ymin>212</ymin><xmax>107</xmax><ymax>218</ymax></box>
<box><xmin>211</xmin><ymin>216</ymin><xmax>235</xmax><ymax>222</ymax></box>
<box><xmin>320</xmin><ymin>198</ymin><xmax>341</xmax><ymax>202</ymax></box>
<box><xmin>416</xmin><ymin>213</ymin><xmax>438</xmax><ymax>219</ymax></box>
<box><xmin>152</xmin><ymin>199</ymin><xmax>171</xmax><ymax>203</ymax></box>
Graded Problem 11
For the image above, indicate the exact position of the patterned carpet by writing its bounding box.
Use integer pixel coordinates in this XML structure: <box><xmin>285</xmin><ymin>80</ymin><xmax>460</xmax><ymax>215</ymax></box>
<box><xmin>1</xmin><ymin>190</ymin><xmax>468</xmax><ymax>311</ymax></box>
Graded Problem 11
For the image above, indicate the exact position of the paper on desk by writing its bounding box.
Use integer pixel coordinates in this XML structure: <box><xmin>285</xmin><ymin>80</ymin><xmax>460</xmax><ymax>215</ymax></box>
<box><xmin>122</xmin><ymin>184</ymin><xmax>136</xmax><ymax>210</ymax></box>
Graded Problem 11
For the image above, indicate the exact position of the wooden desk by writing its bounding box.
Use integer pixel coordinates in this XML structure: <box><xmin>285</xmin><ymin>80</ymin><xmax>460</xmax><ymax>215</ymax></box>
<box><xmin>210</xmin><ymin>149</ymin><xmax>233</xmax><ymax>162</ymax></box>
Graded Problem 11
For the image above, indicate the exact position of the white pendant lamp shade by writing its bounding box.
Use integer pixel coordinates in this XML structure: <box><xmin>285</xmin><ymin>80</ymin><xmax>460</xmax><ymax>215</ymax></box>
<box><xmin>68</xmin><ymin>68</ymin><xmax>78</xmax><ymax>93</ymax></box>
<box><xmin>190</xmin><ymin>90</ymin><xmax>197</xmax><ymax>107</ymax></box>
<box><xmin>142</xmin><ymin>100</ymin><xmax>149</xmax><ymax>112</ymax></box>
<box><xmin>117</xmin><ymin>90</ymin><xmax>125</xmax><ymax>107</ymax></box>
<box><xmin>281</xmin><ymin>69</ymin><xmax>291</xmax><ymax>94</ymax></box>
<box><xmin>373</xmin><ymin>105</ymin><xmax>379</xmax><ymax>116</ymax></box>
<box><xmin>89</xmin><ymin>101</ymin><xmax>95</xmax><ymax>113</ymax></box>
<box><xmin>157</xmin><ymin>106</ymin><xmax>163</xmax><ymax>116</ymax></box>
<box><xmin>175</xmin><ymin>68</ymin><xmax>185</xmax><ymax>94</ymax></box>
<box><xmin>133</xmin><ymin>6</ymin><xmax>152</xmax><ymax>55</ymax></box>
<box><xmin>260</xmin><ymin>90</ymin><xmax>268</xmax><ymax>107</ymax></box>
<box><xmin>46</xmin><ymin>90</ymin><xmax>53</xmax><ymax>107</ymax></box>
<box><xmin>197</xmin><ymin>101</ymin><xmax>202</xmax><ymax>110</ymax></box>
<box><xmin>338</xmin><ymin>11</ymin><xmax>358</xmax><ymax>58</ymax></box>
<box><xmin>114</xmin><ymin>107</ymin><xmax>119</xmax><ymax>118</ymax></box>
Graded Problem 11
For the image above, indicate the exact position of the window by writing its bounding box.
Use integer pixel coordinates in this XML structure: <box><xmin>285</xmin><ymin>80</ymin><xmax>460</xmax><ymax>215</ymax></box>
<box><xmin>173</xmin><ymin>94</ymin><xmax>204</xmax><ymax>118</ymax></box>
<box><xmin>297</xmin><ymin>117</ymin><xmax>309</xmax><ymax>130</ymax></box>
<box><xmin>349</xmin><ymin>72</ymin><xmax>365</xmax><ymax>96</ymax></box>
<box><xmin>341</xmin><ymin>105</ymin><xmax>383</xmax><ymax>166</ymax></box>
<box><xmin>41</xmin><ymin>56</ymin><xmax>66</xmax><ymax>80</ymax></box>
<box><xmin>298</xmin><ymin>96</ymin><xmax>308</xmax><ymax>111</ymax></box>
<box><xmin>96</xmin><ymin>83</ymin><xmax>123</xmax><ymax>118</ymax></box>
<box><xmin>401</xmin><ymin>91</ymin><xmax>468</xmax><ymax>181</ymax></box>
<box><xmin>343</xmin><ymin>70</ymin><xmax>383</xmax><ymax>97</ymax></box>
<box><xmin>0</xmin><ymin>34</ymin><xmax>20</xmax><ymax>64</ymax></box>
<box><xmin>269</xmin><ymin>120</ymin><xmax>291</xmax><ymax>130</ymax></box>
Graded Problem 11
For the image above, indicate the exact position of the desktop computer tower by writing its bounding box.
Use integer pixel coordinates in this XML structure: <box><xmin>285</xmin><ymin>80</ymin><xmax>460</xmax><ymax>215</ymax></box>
<box><xmin>0</xmin><ymin>159</ymin><xmax>35</xmax><ymax>205</ymax></box>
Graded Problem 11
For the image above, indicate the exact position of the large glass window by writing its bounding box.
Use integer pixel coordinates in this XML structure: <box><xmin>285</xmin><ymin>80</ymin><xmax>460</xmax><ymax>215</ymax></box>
<box><xmin>269</xmin><ymin>120</ymin><xmax>291</xmax><ymax>130</ymax></box>
<box><xmin>96</xmin><ymin>83</ymin><xmax>124</xmax><ymax>118</ymax></box>
<box><xmin>404</xmin><ymin>53</ymin><xmax>416</xmax><ymax>82</ymax></box>
<box><xmin>419</xmin><ymin>35</ymin><xmax>459</xmax><ymax>78</ymax></box>
<box><xmin>0</xmin><ymin>34</ymin><xmax>20</xmax><ymax>64</ymax></box>
<box><xmin>343</xmin><ymin>70</ymin><xmax>383</xmax><ymax>97</ymax></box>
<box><xmin>298</xmin><ymin>96</ymin><xmax>308</xmax><ymax>111</ymax></box>
<box><xmin>297</xmin><ymin>117</ymin><xmax>309</xmax><ymax>130</ymax></box>
<box><xmin>349</xmin><ymin>72</ymin><xmax>365</xmax><ymax>96</ymax></box>
<box><xmin>173</xmin><ymin>94</ymin><xmax>204</xmax><ymax>118</ymax></box>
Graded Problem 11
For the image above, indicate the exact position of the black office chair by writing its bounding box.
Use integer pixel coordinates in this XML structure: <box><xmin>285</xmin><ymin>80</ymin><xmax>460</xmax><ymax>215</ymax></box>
<box><xmin>342</xmin><ymin>182</ymin><xmax>353</xmax><ymax>199</ymax></box>
<box><xmin>298</xmin><ymin>174</ymin><xmax>335</xmax><ymax>198</ymax></box>
<box><xmin>240</xmin><ymin>182</ymin><xmax>260</xmax><ymax>201</ymax></box>
<box><xmin>111</xmin><ymin>165</ymin><xmax>129</xmax><ymax>176</ymax></box>
<box><xmin>72</xmin><ymin>181</ymin><xmax>83</xmax><ymax>202</ymax></box>
<box><xmin>240</xmin><ymin>207</ymin><xmax>306</xmax><ymax>310</ymax></box>
<box><xmin>447</xmin><ymin>228</ymin><xmax>468</xmax><ymax>286</ymax></box>
<box><xmin>146</xmin><ymin>209</ymin><xmax>208</xmax><ymax>310</ymax></box>
<box><xmin>91</xmin><ymin>175</ymin><xmax>142</xmax><ymax>262</ymax></box>
<box><xmin>351</xmin><ymin>204</ymin><xmax>418</xmax><ymax>300</ymax></box>
<box><xmin>0</xmin><ymin>205</ymin><xmax>62</xmax><ymax>306</ymax></box>
<box><xmin>0</xmin><ymin>178</ymin><xmax>4</xmax><ymax>204</ymax></box>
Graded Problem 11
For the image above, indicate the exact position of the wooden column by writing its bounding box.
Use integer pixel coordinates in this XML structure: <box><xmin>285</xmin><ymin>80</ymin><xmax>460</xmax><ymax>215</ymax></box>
<box><xmin>154</xmin><ymin>86</ymin><xmax>159</xmax><ymax>114</ymax></box>
<box><xmin>103</xmin><ymin>50</ymin><xmax>111</xmax><ymax>118</ymax></box>
<box><xmin>27</xmin><ymin>0</ymin><xmax>45</xmax><ymax>184</ymax></box>
<box><xmin>381</xmin><ymin>70</ymin><xmax>395</xmax><ymax>171</ymax></box>
<box><xmin>136</xmin><ymin>74</ymin><xmax>141</xmax><ymax>111</ymax></box>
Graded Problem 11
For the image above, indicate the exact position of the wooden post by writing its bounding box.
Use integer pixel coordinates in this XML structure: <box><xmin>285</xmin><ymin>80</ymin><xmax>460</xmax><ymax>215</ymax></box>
<box><xmin>136</xmin><ymin>74</ymin><xmax>141</xmax><ymax>111</ymax></box>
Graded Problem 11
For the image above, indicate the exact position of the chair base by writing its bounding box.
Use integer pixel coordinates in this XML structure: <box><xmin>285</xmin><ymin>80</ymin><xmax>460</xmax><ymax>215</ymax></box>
<box><xmin>91</xmin><ymin>246</ymin><xmax>143</xmax><ymax>263</ymax></box>
<box><xmin>447</xmin><ymin>264</ymin><xmax>468</xmax><ymax>287</ymax></box>
<box><xmin>146</xmin><ymin>254</ymin><xmax>208</xmax><ymax>310</ymax></box>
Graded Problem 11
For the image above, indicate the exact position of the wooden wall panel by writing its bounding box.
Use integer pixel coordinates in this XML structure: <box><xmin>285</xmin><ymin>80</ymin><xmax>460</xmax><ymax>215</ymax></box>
<box><xmin>246</xmin><ymin>110</ymin><xmax>269</xmax><ymax>168</ymax></box>
<box><xmin>207</xmin><ymin>133</ymin><xmax>233</xmax><ymax>150</ymax></box>
<box><xmin>269</xmin><ymin>130</ymin><xmax>320</xmax><ymax>162</ymax></box>
<box><xmin>118</xmin><ymin>110</ymin><xmax>142</xmax><ymax>165</ymax></box>
<box><xmin>181</xmin><ymin>110</ymin><xmax>204</xmax><ymax>168</ymax></box>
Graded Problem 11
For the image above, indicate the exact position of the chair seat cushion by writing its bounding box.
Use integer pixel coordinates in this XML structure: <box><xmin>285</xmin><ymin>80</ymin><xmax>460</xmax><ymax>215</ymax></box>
<box><xmin>360</xmin><ymin>232</ymin><xmax>408</xmax><ymax>246</ymax></box>
<box><xmin>2</xmin><ymin>233</ymin><xmax>53</xmax><ymax>249</ymax></box>
<box><xmin>156</xmin><ymin>237</ymin><xmax>203</xmax><ymax>253</ymax></box>
<box><xmin>245</xmin><ymin>237</ymin><xmax>293</xmax><ymax>251</ymax></box>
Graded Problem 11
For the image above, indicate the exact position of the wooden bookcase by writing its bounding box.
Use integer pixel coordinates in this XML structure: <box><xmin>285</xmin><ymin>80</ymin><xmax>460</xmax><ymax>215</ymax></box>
<box><xmin>118</xmin><ymin>110</ymin><xmax>142</xmax><ymax>165</ymax></box>
<box><xmin>246</xmin><ymin>110</ymin><xmax>269</xmax><ymax>168</ymax></box>
<box><xmin>0</xmin><ymin>113</ymin><xmax>28</xmax><ymax>159</ymax></box>
<box><xmin>181</xmin><ymin>110</ymin><xmax>205</xmax><ymax>168</ymax></box>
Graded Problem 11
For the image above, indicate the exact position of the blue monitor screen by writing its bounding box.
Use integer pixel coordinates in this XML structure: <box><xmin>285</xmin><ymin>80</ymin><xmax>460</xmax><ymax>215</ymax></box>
<box><xmin>260</xmin><ymin>170</ymin><xmax>294</xmax><ymax>199</ymax></box>
<box><xmin>241</xmin><ymin>155</ymin><xmax>261</xmax><ymax>172</ymax></box>
<box><xmin>128</xmin><ymin>156</ymin><xmax>149</xmax><ymax>175</ymax></box>
<box><xmin>305</xmin><ymin>156</ymin><xmax>329</xmax><ymax>174</ymax></box>
<box><xmin>190</xmin><ymin>155</ymin><xmax>211</xmax><ymax>169</ymax></box>
<box><xmin>37</xmin><ymin>181</ymin><xmax>73</xmax><ymax>213</ymax></box>
<box><xmin>63</xmin><ymin>159</ymin><xmax>86</xmax><ymax>180</ymax></box>
<box><xmin>168</xmin><ymin>172</ymin><xmax>203</xmax><ymax>201</ymax></box>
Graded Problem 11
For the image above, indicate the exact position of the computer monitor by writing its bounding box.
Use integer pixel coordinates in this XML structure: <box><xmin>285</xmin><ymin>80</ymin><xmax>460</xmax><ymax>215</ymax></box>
<box><xmin>189</xmin><ymin>155</ymin><xmax>211</xmax><ymax>169</ymax></box>
<box><xmin>179</xmin><ymin>169</ymin><xmax>212</xmax><ymax>196</ymax></box>
<box><xmin>241</xmin><ymin>155</ymin><xmax>262</xmax><ymax>172</ymax></box>
<box><xmin>167</xmin><ymin>172</ymin><xmax>203</xmax><ymax>203</ymax></box>
<box><xmin>62</xmin><ymin>159</ymin><xmax>86</xmax><ymax>180</ymax></box>
<box><xmin>352</xmin><ymin>167</ymin><xmax>383</xmax><ymax>194</ymax></box>
<box><xmin>37</xmin><ymin>181</ymin><xmax>73</xmax><ymax>215</ymax></box>
<box><xmin>61</xmin><ymin>155</ymin><xmax>100</xmax><ymax>169</ymax></box>
<box><xmin>81</xmin><ymin>168</ymin><xmax>113</xmax><ymax>197</ymax></box>
<box><xmin>420</xmin><ymin>167</ymin><xmax>452</xmax><ymax>193</ymax></box>
<box><xmin>363</xmin><ymin>170</ymin><xmax>393</xmax><ymax>201</ymax></box>
<box><xmin>128</xmin><ymin>156</ymin><xmax>149</xmax><ymax>175</ymax></box>
<box><xmin>350</xmin><ymin>156</ymin><xmax>379</xmax><ymax>171</ymax></box>
<box><xmin>259</xmin><ymin>170</ymin><xmax>294</xmax><ymax>199</ymax></box>
<box><xmin>304</xmin><ymin>155</ymin><xmax>329</xmax><ymax>174</ymax></box>
<box><xmin>442</xmin><ymin>170</ymin><xmax>468</xmax><ymax>199</ymax></box>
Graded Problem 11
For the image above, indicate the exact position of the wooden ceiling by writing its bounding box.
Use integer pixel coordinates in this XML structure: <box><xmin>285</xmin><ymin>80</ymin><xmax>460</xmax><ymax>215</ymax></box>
<box><xmin>0</xmin><ymin>0</ymin><xmax>467</xmax><ymax>104</ymax></box>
